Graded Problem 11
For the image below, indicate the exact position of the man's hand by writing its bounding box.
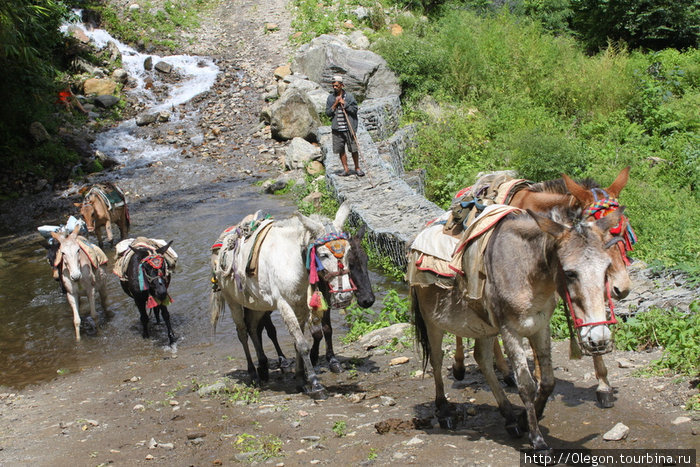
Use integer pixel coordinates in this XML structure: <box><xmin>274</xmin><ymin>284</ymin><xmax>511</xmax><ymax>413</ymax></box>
<box><xmin>333</xmin><ymin>95</ymin><xmax>345</xmax><ymax>109</ymax></box>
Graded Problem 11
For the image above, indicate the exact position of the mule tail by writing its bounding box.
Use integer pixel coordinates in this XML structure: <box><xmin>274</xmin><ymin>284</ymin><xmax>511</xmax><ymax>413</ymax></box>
<box><xmin>411</xmin><ymin>286</ymin><xmax>431</xmax><ymax>374</ymax></box>
<box><xmin>209</xmin><ymin>286</ymin><xmax>225</xmax><ymax>333</ymax></box>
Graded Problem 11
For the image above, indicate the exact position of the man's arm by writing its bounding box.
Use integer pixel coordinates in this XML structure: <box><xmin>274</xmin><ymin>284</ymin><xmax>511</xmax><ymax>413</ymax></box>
<box><xmin>344</xmin><ymin>93</ymin><xmax>358</xmax><ymax>117</ymax></box>
<box><xmin>325</xmin><ymin>94</ymin><xmax>335</xmax><ymax>117</ymax></box>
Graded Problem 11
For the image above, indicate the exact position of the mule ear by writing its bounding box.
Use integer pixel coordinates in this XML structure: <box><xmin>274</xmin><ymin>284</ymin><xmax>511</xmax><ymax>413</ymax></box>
<box><xmin>562</xmin><ymin>173</ymin><xmax>593</xmax><ymax>207</ymax></box>
<box><xmin>594</xmin><ymin>207</ymin><xmax>625</xmax><ymax>233</ymax></box>
<box><xmin>606</xmin><ymin>166</ymin><xmax>630</xmax><ymax>198</ymax></box>
<box><xmin>333</xmin><ymin>202</ymin><xmax>351</xmax><ymax>231</ymax></box>
<box><xmin>156</xmin><ymin>240</ymin><xmax>173</xmax><ymax>255</ymax></box>
<box><xmin>74</xmin><ymin>202</ymin><xmax>82</xmax><ymax>208</ymax></box>
<box><xmin>50</xmin><ymin>231</ymin><xmax>62</xmax><ymax>242</ymax></box>
<box><xmin>356</xmin><ymin>224</ymin><xmax>367</xmax><ymax>240</ymax></box>
<box><xmin>296</xmin><ymin>212</ymin><xmax>325</xmax><ymax>236</ymax></box>
<box><xmin>527</xmin><ymin>209</ymin><xmax>566</xmax><ymax>239</ymax></box>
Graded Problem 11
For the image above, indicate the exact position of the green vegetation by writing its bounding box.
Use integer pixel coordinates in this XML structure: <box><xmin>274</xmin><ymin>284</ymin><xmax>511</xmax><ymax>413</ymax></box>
<box><xmin>371</xmin><ymin>6</ymin><xmax>699</xmax><ymax>274</ymax></box>
<box><xmin>332</xmin><ymin>420</ymin><xmax>347</xmax><ymax>437</ymax></box>
<box><xmin>290</xmin><ymin>0</ymin><xmax>385</xmax><ymax>43</ymax></box>
<box><xmin>341</xmin><ymin>289</ymin><xmax>410</xmax><ymax>343</ymax></box>
<box><xmin>97</xmin><ymin>0</ymin><xmax>211</xmax><ymax>51</ymax></box>
<box><xmin>614</xmin><ymin>307</ymin><xmax>699</xmax><ymax>376</ymax></box>
<box><xmin>234</xmin><ymin>433</ymin><xmax>283</xmax><ymax>462</ymax></box>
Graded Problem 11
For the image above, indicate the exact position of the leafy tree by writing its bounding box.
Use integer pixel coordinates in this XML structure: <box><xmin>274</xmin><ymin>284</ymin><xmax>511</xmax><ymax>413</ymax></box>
<box><xmin>570</xmin><ymin>0</ymin><xmax>700</xmax><ymax>52</ymax></box>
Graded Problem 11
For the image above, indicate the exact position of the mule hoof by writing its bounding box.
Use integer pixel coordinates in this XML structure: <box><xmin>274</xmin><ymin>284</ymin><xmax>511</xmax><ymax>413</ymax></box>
<box><xmin>257</xmin><ymin>366</ymin><xmax>270</xmax><ymax>382</ymax></box>
<box><xmin>505</xmin><ymin>423</ymin><xmax>524</xmax><ymax>438</ymax></box>
<box><xmin>329</xmin><ymin>359</ymin><xmax>343</xmax><ymax>374</ymax></box>
<box><xmin>438</xmin><ymin>415</ymin><xmax>457</xmax><ymax>430</ymax></box>
<box><xmin>596</xmin><ymin>390</ymin><xmax>615</xmax><ymax>408</ymax></box>
<box><xmin>530</xmin><ymin>447</ymin><xmax>553</xmax><ymax>465</ymax></box>
<box><xmin>452</xmin><ymin>364</ymin><xmax>466</xmax><ymax>381</ymax></box>
<box><xmin>305</xmin><ymin>385</ymin><xmax>328</xmax><ymax>400</ymax></box>
<box><xmin>504</xmin><ymin>373</ymin><xmax>517</xmax><ymax>387</ymax></box>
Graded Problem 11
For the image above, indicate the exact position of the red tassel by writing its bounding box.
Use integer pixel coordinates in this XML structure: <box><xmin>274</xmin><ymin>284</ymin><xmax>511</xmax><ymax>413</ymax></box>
<box><xmin>146</xmin><ymin>296</ymin><xmax>158</xmax><ymax>309</ymax></box>
<box><xmin>309</xmin><ymin>291</ymin><xmax>321</xmax><ymax>308</ymax></box>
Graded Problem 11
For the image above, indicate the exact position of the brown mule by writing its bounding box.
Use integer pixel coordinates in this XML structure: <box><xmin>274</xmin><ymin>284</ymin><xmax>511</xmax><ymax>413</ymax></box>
<box><xmin>75</xmin><ymin>183</ymin><xmax>130</xmax><ymax>248</ymax></box>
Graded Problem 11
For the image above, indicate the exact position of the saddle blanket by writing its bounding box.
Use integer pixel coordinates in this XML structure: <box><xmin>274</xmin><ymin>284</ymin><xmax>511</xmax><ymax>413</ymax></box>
<box><xmin>213</xmin><ymin>218</ymin><xmax>274</xmax><ymax>284</ymax></box>
<box><xmin>53</xmin><ymin>236</ymin><xmax>108</xmax><ymax>269</ymax></box>
<box><xmin>87</xmin><ymin>183</ymin><xmax>126</xmax><ymax>210</ymax></box>
<box><xmin>113</xmin><ymin>237</ymin><xmax>178</xmax><ymax>280</ymax></box>
<box><xmin>408</xmin><ymin>205</ymin><xmax>523</xmax><ymax>300</ymax></box>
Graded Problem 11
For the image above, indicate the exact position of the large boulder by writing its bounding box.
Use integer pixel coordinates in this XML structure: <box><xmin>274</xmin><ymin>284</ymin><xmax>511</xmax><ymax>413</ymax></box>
<box><xmin>281</xmin><ymin>74</ymin><xmax>330</xmax><ymax>114</ymax></box>
<box><xmin>291</xmin><ymin>35</ymin><xmax>400</xmax><ymax>102</ymax></box>
<box><xmin>83</xmin><ymin>78</ymin><xmax>117</xmax><ymax>96</ymax></box>
<box><xmin>269</xmin><ymin>88</ymin><xmax>320</xmax><ymax>142</ymax></box>
<box><xmin>284</xmin><ymin>137</ymin><xmax>322</xmax><ymax>170</ymax></box>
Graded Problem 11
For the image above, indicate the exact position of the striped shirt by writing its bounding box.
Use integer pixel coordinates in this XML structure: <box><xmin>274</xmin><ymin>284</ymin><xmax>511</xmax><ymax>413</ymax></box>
<box><xmin>335</xmin><ymin>104</ymin><xmax>348</xmax><ymax>132</ymax></box>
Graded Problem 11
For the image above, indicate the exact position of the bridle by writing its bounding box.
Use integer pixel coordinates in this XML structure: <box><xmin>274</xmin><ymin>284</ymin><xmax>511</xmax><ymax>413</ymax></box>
<box><xmin>306</xmin><ymin>232</ymin><xmax>357</xmax><ymax>295</ymax></box>
<box><xmin>139</xmin><ymin>254</ymin><xmax>168</xmax><ymax>290</ymax></box>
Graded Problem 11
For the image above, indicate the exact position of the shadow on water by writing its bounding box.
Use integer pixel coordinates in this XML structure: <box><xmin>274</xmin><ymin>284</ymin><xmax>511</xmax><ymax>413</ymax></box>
<box><xmin>0</xmin><ymin>181</ymin><xmax>300</xmax><ymax>389</ymax></box>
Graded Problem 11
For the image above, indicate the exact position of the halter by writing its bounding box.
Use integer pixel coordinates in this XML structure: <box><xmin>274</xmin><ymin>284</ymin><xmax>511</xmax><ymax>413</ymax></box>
<box><xmin>138</xmin><ymin>254</ymin><xmax>172</xmax><ymax>309</ymax></box>
<box><xmin>305</xmin><ymin>232</ymin><xmax>357</xmax><ymax>294</ymax></box>
<box><xmin>584</xmin><ymin>188</ymin><xmax>638</xmax><ymax>266</ymax></box>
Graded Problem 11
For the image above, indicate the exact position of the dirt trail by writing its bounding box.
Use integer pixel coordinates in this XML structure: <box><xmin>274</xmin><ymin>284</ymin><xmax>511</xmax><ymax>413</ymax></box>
<box><xmin>0</xmin><ymin>1</ymin><xmax>697</xmax><ymax>466</ymax></box>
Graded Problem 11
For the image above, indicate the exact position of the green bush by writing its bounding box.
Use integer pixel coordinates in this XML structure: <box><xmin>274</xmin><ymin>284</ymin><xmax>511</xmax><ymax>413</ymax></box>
<box><xmin>614</xmin><ymin>307</ymin><xmax>700</xmax><ymax>376</ymax></box>
<box><xmin>342</xmin><ymin>289</ymin><xmax>410</xmax><ymax>342</ymax></box>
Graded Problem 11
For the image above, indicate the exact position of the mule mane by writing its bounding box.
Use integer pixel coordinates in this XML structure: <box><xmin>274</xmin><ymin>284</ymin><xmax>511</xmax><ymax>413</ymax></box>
<box><xmin>527</xmin><ymin>177</ymin><xmax>600</xmax><ymax>194</ymax></box>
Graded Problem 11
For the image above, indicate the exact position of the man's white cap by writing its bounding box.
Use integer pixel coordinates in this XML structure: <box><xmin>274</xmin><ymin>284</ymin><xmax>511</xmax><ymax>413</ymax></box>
<box><xmin>332</xmin><ymin>74</ymin><xmax>343</xmax><ymax>83</ymax></box>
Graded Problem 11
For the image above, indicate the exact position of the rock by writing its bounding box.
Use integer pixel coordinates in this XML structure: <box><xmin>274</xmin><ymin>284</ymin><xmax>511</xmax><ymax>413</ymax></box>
<box><xmin>285</xmin><ymin>137</ymin><xmax>322</xmax><ymax>169</ymax></box>
<box><xmin>390</xmin><ymin>23</ymin><xmax>403</xmax><ymax>36</ymax></box>
<box><xmin>34</xmin><ymin>179</ymin><xmax>49</xmax><ymax>192</ymax></box>
<box><xmin>306</xmin><ymin>161</ymin><xmax>324</xmax><ymax>176</ymax></box>
<box><xmin>405</xmin><ymin>436</ymin><xmax>423</xmax><ymax>445</ymax></box>
<box><xmin>29</xmin><ymin>122</ymin><xmax>50</xmax><ymax>144</ymax></box>
<box><xmin>159</xmin><ymin>442</ymin><xmax>174</xmax><ymax>450</ymax></box>
<box><xmin>343</xmin><ymin>20</ymin><xmax>355</xmax><ymax>29</ymax></box>
<box><xmin>197</xmin><ymin>381</ymin><xmax>226</xmax><ymax>396</ymax></box>
<box><xmin>66</xmin><ymin>25</ymin><xmax>90</xmax><ymax>44</ymax></box>
<box><xmin>269</xmin><ymin>88</ymin><xmax>320</xmax><ymax>142</ymax></box>
<box><xmin>359</xmin><ymin>96</ymin><xmax>402</xmax><ymax>140</ymax></box>
<box><xmin>352</xmin><ymin>6</ymin><xmax>369</xmax><ymax>20</ymax></box>
<box><xmin>281</xmin><ymin>75</ymin><xmax>328</xmax><ymax>113</ymax></box>
<box><xmin>154</xmin><ymin>61</ymin><xmax>173</xmax><ymax>74</ymax></box>
<box><xmin>144</xmin><ymin>56</ymin><xmax>153</xmax><ymax>71</ymax></box>
<box><xmin>265</xmin><ymin>179</ymin><xmax>288</xmax><ymax>194</ymax></box>
<box><xmin>157</xmin><ymin>111</ymin><xmax>170</xmax><ymax>123</ymax></box>
<box><xmin>129</xmin><ymin>4</ymin><xmax>140</xmax><ymax>12</ymax></box>
<box><xmin>112</xmin><ymin>68</ymin><xmax>128</xmax><ymax>84</ymax></box>
<box><xmin>616</xmin><ymin>358</ymin><xmax>634</xmax><ymax>368</ymax></box>
<box><xmin>390</xmin><ymin>356</ymin><xmax>409</xmax><ymax>366</ymax></box>
<box><xmin>94</xmin><ymin>95</ymin><xmax>120</xmax><ymax>108</ymax></box>
<box><xmin>302</xmin><ymin>191</ymin><xmax>323</xmax><ymax>209</ymax></box>
<box><xmin>136</xmin><ymin>113</ymin><xmax>158</xmax><ymax>126</ymax></box>
<box><xmin>274</xmin><ymin>65</ymin><xmax>291</xmax><ymax>80</ymax></box>
<box><xmin>95</xmin><ymin>150</ymin><xmax>119</xmax><ymax>169</ymax></box>
<box><xmin>380</xmin><ymin>396</ymin><xmax>396</xmax><ymax>406</ymax></box>
<box><xmin>672</xmin><ymin>416</ymin><xmax>691</xmax><ymax>425</ymax></box>
<box><xmin>357</xmin><ymin>323</ymin><xmax>410</xmax><ymax>349</ymax></box>
<box><xmin>603</xmin><ymin>422</ymin><xmax>630</xmax><ymax>441</ymax></box>
<box><xmin>133</xmin><ymin>404</ymin><xmax>145</xmax><ymax>412</ymax></box>
<box><xmin>148</xmin><ymin>438</ymin><xmax>157</xmax><ymax>449</ymax></box>
<box><xmin>291</xmin><ymin>35</ymin><xmax>400</xmax><ymax>101</ymax></box>
<box><xmin>349</xmin><ymin>31</ymin><xmax>370</xmax><ymax>49</ymax></box>
<box><xmin>83</xmin><ymin>78</ymin><xmax>117</xmax><ymax>96</ymax></box>
<box><xmin>265</xmin><ymin>23</ymin><xmax>279</xmax><ymax>32</ymax></box>
<box><xmin>106</xmin><ymin>40</ymin><xmax>122</xmax><ymax>63</ymax></box>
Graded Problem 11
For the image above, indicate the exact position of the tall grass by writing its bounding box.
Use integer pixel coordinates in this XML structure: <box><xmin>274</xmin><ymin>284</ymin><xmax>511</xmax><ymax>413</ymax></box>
<box><xmin>373</xmin><ymin>9</ymin><xmax>700</xmax><ymax>271</ymax></box>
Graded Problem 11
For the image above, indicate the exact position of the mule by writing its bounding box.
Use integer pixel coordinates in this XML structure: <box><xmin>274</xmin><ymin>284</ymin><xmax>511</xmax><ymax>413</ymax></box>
<box><xmin>451</xmin><ymin>168</ymin><xmax>633</xmax><ymax>407</ymax></box>
<box><xmin>75</xmin><ymin>183</ymin><xmax>129</xmax><ymax>248</ymax></box>
<box><xmin>120</xmin><ymin>240</ymin><xmax>176</xmax><ymax>345</ymax></box>
<box><xmin>411</xmin><ymin>208</ymin><xmax>624</xmax><ymax>451</ymax></box>
<box><xmin>50</xmin><ymin>225</ymin><xmax>109</xmax><ymax>341</ymax></box>
<box><xmin>210</xmin><ymin>204</ymin><xmax>372</xmax><ymax>399</ymax></box>
<box><xmin>246</xmin><ymin>225</ymin><xmax>375</xmax><ymax>375</ymax></box>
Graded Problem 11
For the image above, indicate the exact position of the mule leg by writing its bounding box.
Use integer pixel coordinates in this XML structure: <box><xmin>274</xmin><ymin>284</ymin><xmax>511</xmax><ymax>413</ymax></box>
<box><xmin>310</xmin><ymin>323</ymin><xmax>322</xmax><ymax>367</ymax></box>
<box><xmin>246</xmin><ymin>309</ymin><xmax>269</xmax><ymax>381</ymax></box>
<box><xmin>230</xmin><ymin>304</ymin><xmax>259</xmax><ymax>384</ymax></box>
<box><xmin>493</xmin><ymin>340</ymin><xmax>515</xmax><ymax>387</ymax></box>
<box><xmin>262</xmin><ymin>312</ymin><xmax>290</xmax><ymax>369</ymax></box>
<box><xmin>500</xmin><ymin>327</ymin><xmax>549</xmax><ymax>452</ymax></box>
<box><xmin>104</xmin><ymin>219</ymin><xmax>114</xmax><ymax>246</ymax></box>
<box><xmin>137</xmin><ymin>300</ymin><xmax>150</xmax><ymax>339</ymax></box>
<box><xmin>452</xmin><ymin>336</ymin><xmax>466</xmax><ymax>380</ymax></box>
<box><xmin>95</xmin><ymin>228</ymin><xmax>104</xmax><ymax>249</ymax></box>
<box><xmin>473</xmin><ymin>337</ymin><xmax>520</xmax><ymax>435</ymax></box>
<box><xmin>321</xmin><ymin>308</ymin><xmax>342</xmax><ymax>373</ymax></box>
<box><xmin>85</xmin><ymin>275</ymin><xmax>98</xmax><ymax>333</ymax></box>
<box><xmin>528</xmin><ymin>329</ymin><xmax>554</xmax><ymax>420</ymax></box>
<box><xmin>277</xmin><ymin>300</ymin><xmax>326</xmax><ymax>399</ymax></box>
<box><xmin>65</xmin><ymin>286</ymin><xmax>82</xmax><ymax>342</ymax></box>
<box><xmin>593</xmin><ymin>355</ymin><xmax>614</xmax><ymax>408</ymax></box>
<box><xmin>424</xmin><ymin>325</ymin><xmax>455</xmax><ymax>428</ymax></box>
<box><xmin>159</xmin><ymin>305</ymin><xmax>176</xmax><ymax>346</ymax></box>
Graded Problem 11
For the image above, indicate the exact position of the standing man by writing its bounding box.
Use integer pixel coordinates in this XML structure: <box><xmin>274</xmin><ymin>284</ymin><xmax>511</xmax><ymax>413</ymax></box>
<box><xmin>325</xmin><ymin>75</ymin><xmax>365</xmax><ymax>177</ymax></box>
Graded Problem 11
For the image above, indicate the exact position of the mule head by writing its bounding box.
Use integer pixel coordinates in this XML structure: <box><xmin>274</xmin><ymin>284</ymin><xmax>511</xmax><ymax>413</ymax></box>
<box><xmin>347</xmin><ymin>225</ymin><xmax>375</xmax><ymax>309</ymax></box>
<box><xmin>76</xmin><ymin>196</ymin><xmax>97</xmax><ymax>233</ymax></box>
<box><xmin>51</xmin><ymin>225</ymin><xmax>83</xmax><ymax>281</ymax></box>
<box><xmin>314</xmin><ymin>238</ymin><xmax>354</xmax><ymax>309</ymax></box>
<box><xmin>131</xmin><ymin>246</ymin><xmax>170</xmax><ymax>303</ymax></box>
<box><xmin>528</xmin><ymin>209</ymin><xmax>624</xmax><ymax>355</ymax></box>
